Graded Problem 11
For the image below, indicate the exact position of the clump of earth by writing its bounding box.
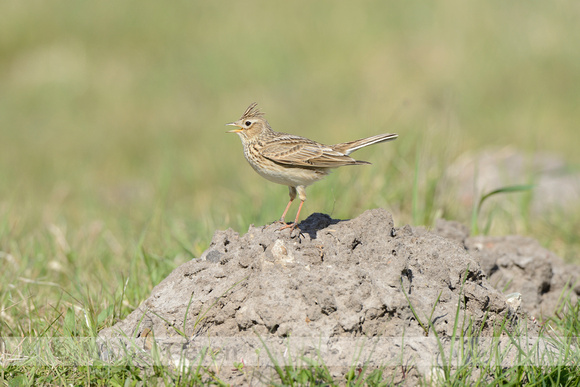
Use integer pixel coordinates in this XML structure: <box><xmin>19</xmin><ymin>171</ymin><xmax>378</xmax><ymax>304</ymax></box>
<box><xmin>99</xmin><ymin>209</ymin><xmax>580</xmax><ymax>385</ymax></box>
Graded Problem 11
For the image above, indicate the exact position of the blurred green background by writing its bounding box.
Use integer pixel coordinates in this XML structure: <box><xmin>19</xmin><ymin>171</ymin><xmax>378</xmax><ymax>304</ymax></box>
<box><xmin>1</xmin><ymin>1</ymin><xmax>580</xmax><ymax>336</ymax></box>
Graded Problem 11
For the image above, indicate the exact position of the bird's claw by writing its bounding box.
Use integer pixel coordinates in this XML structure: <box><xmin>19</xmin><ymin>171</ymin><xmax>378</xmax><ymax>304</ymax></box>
<box><xmin>278</xmin><ymin>222</ymin><xmax>304</xmax><ymax>238</ymax></box>
<box><xmin>278</xmin><ymin>222</ymin><xmax>297</xmax><ymax>231</ymax></box>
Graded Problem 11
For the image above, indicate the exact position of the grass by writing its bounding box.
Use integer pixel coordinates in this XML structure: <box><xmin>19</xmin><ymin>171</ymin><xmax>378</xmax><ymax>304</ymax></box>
<box><xmin>470</xmin><ymin>184</ymin><xmax>535</xmax><ymax>235</ymax></box>
<box><xmin>1</xmin><ymin>0</ymin><xmax>580</xmax><ymax>385</ymax></box>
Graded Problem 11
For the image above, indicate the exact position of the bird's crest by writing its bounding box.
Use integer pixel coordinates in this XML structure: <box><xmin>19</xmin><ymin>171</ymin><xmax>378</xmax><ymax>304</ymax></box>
<box><xmin>240</xmin><ymin>102</ymin><xmax>264</xmax><ymax>119</ymax></box>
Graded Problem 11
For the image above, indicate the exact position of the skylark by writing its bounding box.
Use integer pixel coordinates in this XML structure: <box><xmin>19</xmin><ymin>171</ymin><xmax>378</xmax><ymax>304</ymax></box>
<box><xmin>227</xmin><ymin>103</ymin><xmax>398</xmax><ymax>231</ymax></box>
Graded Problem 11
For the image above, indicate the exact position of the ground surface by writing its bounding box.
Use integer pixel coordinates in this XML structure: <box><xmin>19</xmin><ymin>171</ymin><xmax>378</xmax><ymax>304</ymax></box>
<box><xmin>99</xmin><ymin>209</ymin><xmax>580</xmax><ymax>384</ymax></box>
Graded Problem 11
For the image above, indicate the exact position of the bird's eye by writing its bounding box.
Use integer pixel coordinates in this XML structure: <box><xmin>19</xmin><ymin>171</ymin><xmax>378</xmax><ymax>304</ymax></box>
<box><xmin>245</xmin><ymin>121</ymin><xmax>251</xmax><ymax>127</ymax></box>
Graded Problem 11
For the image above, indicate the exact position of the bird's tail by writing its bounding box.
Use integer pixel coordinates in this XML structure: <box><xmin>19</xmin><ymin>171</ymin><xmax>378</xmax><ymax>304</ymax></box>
<box><xmin>333</xmin><ymin>133</ymin><xmax>398</xmax><ymax>156</ymax></box>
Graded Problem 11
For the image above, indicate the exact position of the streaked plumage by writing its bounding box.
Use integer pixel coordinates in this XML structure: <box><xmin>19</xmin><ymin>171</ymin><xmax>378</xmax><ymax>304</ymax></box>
<box><xmin>227</xmin><ymin>102</ymin><xmax>398</xmax><ymax>231</ymax></box>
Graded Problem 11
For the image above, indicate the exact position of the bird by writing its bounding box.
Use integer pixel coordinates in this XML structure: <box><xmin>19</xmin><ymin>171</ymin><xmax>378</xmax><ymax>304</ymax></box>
<box><xmin>226</xmin><ymin>102</ymin><xmax>398</xmax><ymax>231</ymax></box>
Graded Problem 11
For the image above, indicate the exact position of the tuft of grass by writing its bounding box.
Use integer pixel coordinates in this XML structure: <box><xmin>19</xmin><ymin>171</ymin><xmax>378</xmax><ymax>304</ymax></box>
<box><xmin>470</xmin><ymin>184</ymin><xmax>535</xmax><ymax>235</ymax></box>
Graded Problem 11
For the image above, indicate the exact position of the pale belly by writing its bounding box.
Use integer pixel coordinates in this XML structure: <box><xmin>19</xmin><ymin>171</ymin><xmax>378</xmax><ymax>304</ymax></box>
<box><xmin>247</xmin><ymin>156</ymin><xmax>330</xmax><ymax>187</ymax></box>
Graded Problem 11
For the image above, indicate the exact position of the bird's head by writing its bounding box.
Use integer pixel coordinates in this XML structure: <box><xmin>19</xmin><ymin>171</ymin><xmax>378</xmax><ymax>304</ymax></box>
<box><xmin>226</xmin><ymin>102</ymin><xmax>269</xmax><ymax>141</ymax></box>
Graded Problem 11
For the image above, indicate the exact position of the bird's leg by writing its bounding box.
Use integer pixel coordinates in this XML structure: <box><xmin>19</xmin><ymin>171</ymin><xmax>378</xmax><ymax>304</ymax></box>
<box><xmin>280</xmin><ymin>186</ymin><xmax>305</xmax><ymax>231</ymax></box>
<box><xmin>278</xmin><ymin>200</ymin><xmax>293</xmax><ymax>222</ymax></box>
<box><xmin>275</xmin><ymin>186</ymin><xmax>296</xmax><ymax>225</ymax></box>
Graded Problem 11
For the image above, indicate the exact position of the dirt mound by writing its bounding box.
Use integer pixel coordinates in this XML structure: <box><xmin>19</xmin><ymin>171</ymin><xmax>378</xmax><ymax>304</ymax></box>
<box><xmin>98</xmin><ymin>209</ymin><xmax>580</xmax><ymax>384</ymax></box>
<box><xmin>433</xmin><ymin>219</ymin><xmax>580</xmax><ymax>317</ymax></box>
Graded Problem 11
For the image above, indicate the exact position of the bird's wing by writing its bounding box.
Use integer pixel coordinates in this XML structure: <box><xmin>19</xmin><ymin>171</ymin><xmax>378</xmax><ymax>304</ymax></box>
<box><xmin>260</xmin><ymin>134</ymin><xmax>365</xmax><ymax>168</ymax></box>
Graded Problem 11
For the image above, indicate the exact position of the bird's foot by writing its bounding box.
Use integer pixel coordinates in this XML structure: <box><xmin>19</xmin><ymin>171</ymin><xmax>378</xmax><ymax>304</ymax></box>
<box><xmin>278</xmin><ymin>222</ymin><xmax>303</xmax><ymax>237</ymax></box>
<box><xmin>278</xmin><ymin>222</ymin><xmax>297</xmax><ymax>231</ymax></box>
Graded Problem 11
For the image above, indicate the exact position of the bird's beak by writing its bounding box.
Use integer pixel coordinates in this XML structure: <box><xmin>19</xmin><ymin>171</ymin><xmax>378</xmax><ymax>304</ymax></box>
<box><xmin>226</xmin><ymin>121</ymin><xmax>242</xmax><ymax>133</ymax></box>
